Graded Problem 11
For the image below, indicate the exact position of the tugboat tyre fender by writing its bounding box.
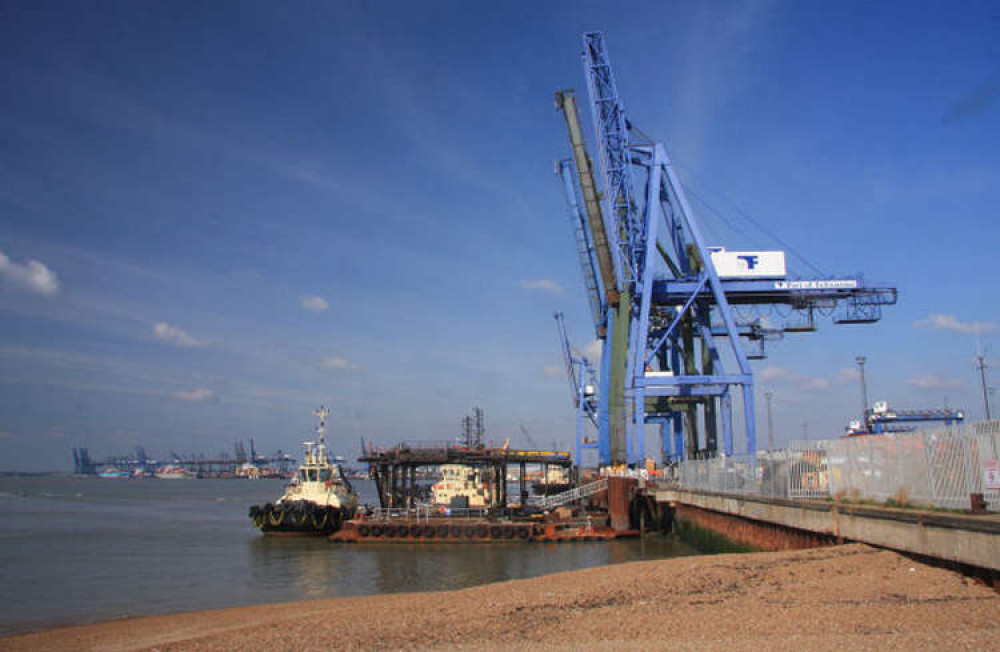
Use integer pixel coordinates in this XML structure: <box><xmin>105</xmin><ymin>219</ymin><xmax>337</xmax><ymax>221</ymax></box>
<box><xmin>502</xmin><ymin>525</ymin><xmax>515</xmax><ymax>539</ymax></box>
<box><xmin>384</xmin><ymin>525</ymin><xmax>397</xmax><ymax>538</ymax></box>
<box><xmin>371</xmin><ymin>524</ymin><xmax>384</xmax><ymax>537</ymax></box>
<box><xmin>475</xmin><ymin>525</ymin><xmax>488</xmax><ymax>538</ymax></box>
<box><xmin>439</xmin><ymin>525</ymin><xmax>452</xmax><ymax>538</ymax></box>
<box><xmin>516</xmin><ymin>526</ymin><xmax>529</xmax><ymax>539</ymax></box>
<box><xmin>423</xmin><ymin>525</ymin><xmax>436</xmax><ymax>538</ymax></box>
<box><xmin>357</xmin><ymin>524</ymin><xmax>371</xmax><ymax>537</ymax></box>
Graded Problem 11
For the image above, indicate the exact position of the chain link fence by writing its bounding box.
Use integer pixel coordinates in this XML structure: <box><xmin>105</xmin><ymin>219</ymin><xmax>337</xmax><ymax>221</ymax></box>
<box><xmin>677</xmin><ymin>421</ymin><xmax>1000</xmax><ymax>512</ymax></box>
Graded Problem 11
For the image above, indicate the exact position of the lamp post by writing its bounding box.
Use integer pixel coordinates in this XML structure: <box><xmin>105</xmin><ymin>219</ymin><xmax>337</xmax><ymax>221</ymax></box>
<box><xmin>765</xmin><ymin>391</ymin><xmax>774</xmax><ymax>451</ymax></box>
<box><xmin>856</xmin><ymin>355</ymin><xmax>869</xmax><ymax>432</ymax></box>
<box><xmin>976</xmin><ymin>355</ymin><xmax>991</xmax><ymax>421</ymax></box>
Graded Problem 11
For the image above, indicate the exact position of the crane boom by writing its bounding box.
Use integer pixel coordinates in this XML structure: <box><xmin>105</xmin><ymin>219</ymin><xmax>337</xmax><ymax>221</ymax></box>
<box><xmin>582</xmin><ymin>33</ymin><xmax>643</xmax><ymax>292</ymax></box>
<box><xmin>555</xmin><ymin>91</ymin><xmax>618</xmax><ymax>303</ymax></box>
<box><xmin>557</xmin><ymin>159</ymin><xmax>604</xmax><ymax>337</ymax></box>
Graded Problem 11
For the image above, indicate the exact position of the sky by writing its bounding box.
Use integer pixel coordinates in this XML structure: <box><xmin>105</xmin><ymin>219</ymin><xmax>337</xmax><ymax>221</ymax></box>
<box><xmin>1</xmin><ymin>1</ymin><xmax>998</xmax><ymax>471</ymax></box>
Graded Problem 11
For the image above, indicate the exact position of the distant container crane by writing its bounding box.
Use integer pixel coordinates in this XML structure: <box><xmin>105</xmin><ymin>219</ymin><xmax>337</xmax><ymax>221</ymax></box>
<box><xmin>845</xmin><ymin>401</ymin><xmax>965</xmax><ymax>436</ymax></box>
<box><xmin>555</xmin><ymin>32</ymin><xmax>898</xmax><ymax>466</ymax></box>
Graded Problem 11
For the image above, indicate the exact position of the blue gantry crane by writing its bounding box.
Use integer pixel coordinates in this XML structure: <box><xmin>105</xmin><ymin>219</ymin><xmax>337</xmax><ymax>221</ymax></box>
<box><xmin>846</xmin><ymin>401</ymin><xmax>965</xmax><ymax>436</ymax></box>
<box><xmin>555</xmin><ymin>32</ymin><xmax>898</xmax><ymax>467</ymax></box>
<box><xmin>554</xmin><ymin>311</ymin><xmax>600</xmax><ymax>464</ymax></box>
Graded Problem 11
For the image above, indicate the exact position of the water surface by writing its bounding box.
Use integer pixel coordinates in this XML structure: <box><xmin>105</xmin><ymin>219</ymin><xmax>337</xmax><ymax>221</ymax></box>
<box><xmin>0</xmin><ymin>475</ymin><xmax>698</xmax><ymax>636</ymax></box>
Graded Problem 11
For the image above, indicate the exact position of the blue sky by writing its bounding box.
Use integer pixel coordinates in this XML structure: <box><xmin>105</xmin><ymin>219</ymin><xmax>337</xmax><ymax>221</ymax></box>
<box><xmin>1</xmin><ymin>1</ymin><xmax>997</xmax><ymax>470</ymax></box>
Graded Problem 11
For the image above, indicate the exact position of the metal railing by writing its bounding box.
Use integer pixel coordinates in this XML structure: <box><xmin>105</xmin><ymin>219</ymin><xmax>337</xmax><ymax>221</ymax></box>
<box><xmin>528</xmin><ymin>477</ymin><xmax>608</xmax><ymax>510</ymax></box>
<box><xmin>677</xmin><ymin>421</ymin><xmax>1000</xmax><ymax>512</ymax></box>
<box><xmin>365</xmin><ymin>505</ymin><xmax>495</xmax><ymax>521</ymax></box>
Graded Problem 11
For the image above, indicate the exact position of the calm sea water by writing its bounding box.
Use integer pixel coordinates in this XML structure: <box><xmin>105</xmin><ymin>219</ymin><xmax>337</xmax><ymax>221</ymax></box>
<box><xmin>0</xmin><ymin>475</ymin><xmax>698</xmax><ymax>636</ymax></box>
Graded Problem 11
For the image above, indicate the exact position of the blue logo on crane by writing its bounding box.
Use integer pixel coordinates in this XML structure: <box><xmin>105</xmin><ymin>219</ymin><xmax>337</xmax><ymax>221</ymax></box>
<box><xmin>737</xmin><ymin>254</ymin><xmax>759</xmax><ymax>269</ymax></box>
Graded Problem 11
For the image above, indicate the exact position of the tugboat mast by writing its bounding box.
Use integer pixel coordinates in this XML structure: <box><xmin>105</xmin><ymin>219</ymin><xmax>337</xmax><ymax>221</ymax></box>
<box><xmin>314</xmin><ymin>405</ymin><xmax>330</xmax><ymax>462</ymax></box>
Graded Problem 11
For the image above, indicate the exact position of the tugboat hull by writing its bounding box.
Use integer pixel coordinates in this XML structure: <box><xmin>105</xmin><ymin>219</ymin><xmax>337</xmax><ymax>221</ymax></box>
<box><xmin>249</xmin><ymin>501</ymin><xmax>353</xmax><ymax>537</ymax></box>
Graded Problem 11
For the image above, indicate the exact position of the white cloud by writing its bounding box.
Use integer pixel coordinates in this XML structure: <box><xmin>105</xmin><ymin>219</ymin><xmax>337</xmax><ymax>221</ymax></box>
<box><xmin>913</xmin><ymin>313</ymin><xmax>996</xmax><ymax>335</ymax></box>
<box><xmin>758</xmin><ymin>366</ymin><xmax>830</xmax><ymax>391</ymax></box>
<box><xmin>300</xmin><ymin>295</ymin><xmax>329</xmax><ymax>313</ymax></box>
<box><xmin>172</xmin><ymin>388</ymin><xmax>215</xmax><ymax>402</ymax></box>
<box><xmin>906</xmin><ymin>373</ymin><xmax>965</xmax><ymax>390</ymax></box>
<box><xmin>520</xmin><ymin>279</ymin><xmax>564</xmax><ymax>295</ymax></box>
<box><xmin>583</xmin><ymin>339</ymin><xmax>603</xmax><ymax>364</ymax></box>
<box><xmin>0</xmin><ymin>251</ymin><xmax>60</xmax><ymax>295</ymax></box>
<box><xmin>321</xmin><ymin>357</ymin><xmax>361</xmax><ymax>371</ymax></box>
<box><xmin>832</xmin><ymin>368</ymin><xmax>860</xmax><ymax>385</ymax></box>
<box><xmin>542</xmin><ymin>364</ymin><xmax>563</xmax><ymax>377</ymax></box>
<box><xmin>152</xmin><ymin>322</ymin><xmax>203</xmax><ymax>348</ymax></box>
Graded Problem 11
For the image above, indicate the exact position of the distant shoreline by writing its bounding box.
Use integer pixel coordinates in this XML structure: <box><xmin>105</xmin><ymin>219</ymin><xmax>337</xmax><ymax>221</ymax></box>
<box><xmin>2</xmin><ymin>544</ymin><xmax>996</xmax><ymax>652</ymax></box>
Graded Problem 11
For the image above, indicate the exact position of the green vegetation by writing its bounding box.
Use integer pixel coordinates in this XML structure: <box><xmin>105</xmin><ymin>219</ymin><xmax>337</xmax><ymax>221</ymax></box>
<box><xmin>673</xmin><ymin>518</ymin><xmax>757</xmax><ymax>554</ymax></box>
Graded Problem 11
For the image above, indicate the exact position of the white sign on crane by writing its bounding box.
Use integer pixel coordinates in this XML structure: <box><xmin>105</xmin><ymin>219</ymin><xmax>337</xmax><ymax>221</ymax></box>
<box><xmin>708</xmin><ymin>247</ymin><xmax>786</xmax><ymax>279</ymax></box>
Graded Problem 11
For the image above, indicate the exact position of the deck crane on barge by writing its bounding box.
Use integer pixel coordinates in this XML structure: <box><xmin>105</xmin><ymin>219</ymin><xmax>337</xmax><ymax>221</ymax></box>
<box><xmin>556</xmin><ymin>32</ymin><xmax>898</xmax><ymax>467</ymax></box>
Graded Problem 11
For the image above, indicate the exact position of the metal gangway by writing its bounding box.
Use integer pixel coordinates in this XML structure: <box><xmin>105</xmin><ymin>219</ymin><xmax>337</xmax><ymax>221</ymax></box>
<box><xmin>529</xmin><ymin>477</ymin><xmax>608</xmax><ymax>510</ymax></box>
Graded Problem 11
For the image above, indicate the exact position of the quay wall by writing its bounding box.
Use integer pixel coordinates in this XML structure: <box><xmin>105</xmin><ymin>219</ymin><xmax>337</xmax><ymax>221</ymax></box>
<box><xmin>654</xmin><ymin>488</ymin><xmax>1000</xmax><ymax>573</ymax></box>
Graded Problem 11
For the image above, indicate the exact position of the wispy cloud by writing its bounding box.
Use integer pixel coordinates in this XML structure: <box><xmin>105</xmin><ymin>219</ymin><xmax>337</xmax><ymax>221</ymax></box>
<box><xmin>172</xmin><ymin>388</ymin><xmax>215</xmax><ymax>402</ymax></box>
<box><xmin>300</xmin><ymin>295</ymin><xmax>329</xmax><ymax>313</ymax></box>
<box><xmin>941</xmin><ymin>73</ymin><xmax>1000</xmax><ymax>125</ymax></box>
<box><xmin>907</xmin><ymin>373</ymin><xmax>965</xmax><ymax>390</ymax></box>
<box><xmin>913</xmin><ymin>313</ymin><xmax>996</xmax><ymax>335</ymax></box>
<box><xmin>321</xmin><ymin>356</ymin><xmax>361</xmax><ymax>371</ymax></box>
<box><xmin>670</xmin><ymin>2</ymin><xmax>776</xmax><ymax>168</ymax></box>
<box><xmin>832</xmin><ymin>368</ymin><xmax>859</xmax><ymax>385</ymax></box>
<box><xmin>152</xmin><ymin>322</ymin><xmax>204</xmax><ymax>348</ymax></box>
<box><xmin>758</xmin><ymin>366</ymin><xmax>830</xmax><ymax>391</ymax></box>
<box><xmin>542</xmin><ymin>364</ymin><xmax>563</xmax><ymax>377</ymax></box>
<box><xmin>0</xmin><ymin>250</ymin><xmax>60</xmax><ymax>295</ymax></box>
<box><xmin>520</xmin><ymin>279</ymin><xmax>564</xmax><ymax>296</ymax></box>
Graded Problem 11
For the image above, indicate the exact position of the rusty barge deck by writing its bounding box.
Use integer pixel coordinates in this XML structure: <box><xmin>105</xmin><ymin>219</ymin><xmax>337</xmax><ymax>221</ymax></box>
<box><xmin>331</xmin><ymin>516</ymin><xmax>637</xmax><ymax>543</ymax></box>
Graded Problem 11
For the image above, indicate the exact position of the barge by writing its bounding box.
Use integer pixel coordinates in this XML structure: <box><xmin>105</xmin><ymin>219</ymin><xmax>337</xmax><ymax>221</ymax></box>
<box><xmin>331</xmin><ymin>515</ymin><xmax>634</xmax><ymax>543</ymax></box>
<box><xmin>338</xmin><ymin>436</ymin><xmax>649</xmax><ymax>544</ymax></box>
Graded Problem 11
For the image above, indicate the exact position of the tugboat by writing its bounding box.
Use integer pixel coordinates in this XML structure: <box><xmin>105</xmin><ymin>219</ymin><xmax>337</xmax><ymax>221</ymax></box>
<box><xmin>431</xmin><ymin>464</ymin><xmax>490</xmax><ymax>508</ymax></box>
<box><xmin>531</xmin><ymin>466</ymin><xmax>571</xmax><ymax>496</ymax></box>
<box><xmin>248</xmin><ymin>406</ymin><xmax>358</xmax><ymax>536</ymax></box>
